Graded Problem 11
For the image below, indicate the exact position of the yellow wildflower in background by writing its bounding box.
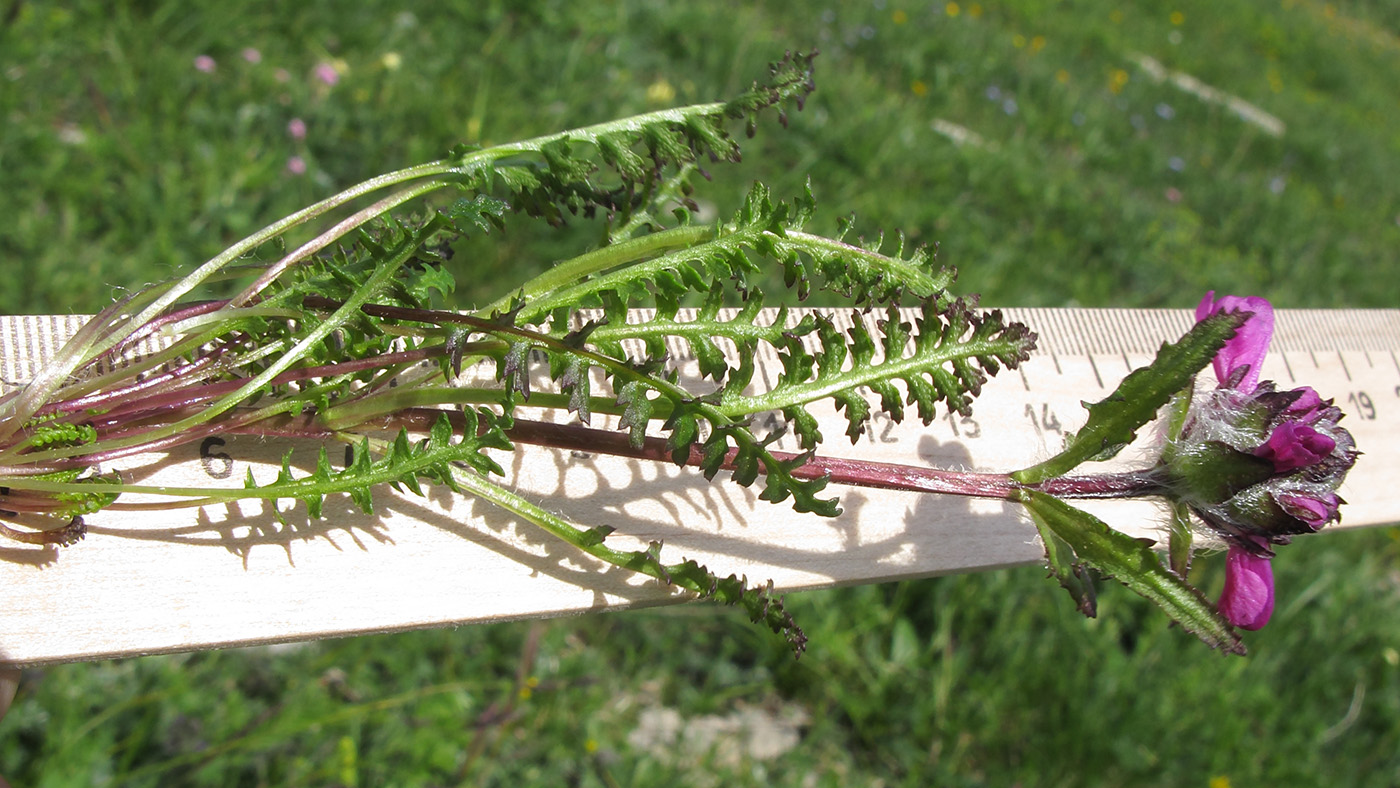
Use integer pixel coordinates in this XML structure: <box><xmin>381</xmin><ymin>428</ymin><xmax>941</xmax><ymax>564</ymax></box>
<box><xmin>646</xmin><ymin>78</ymin><xmax>676</xmax><ymax>104</ymax></box>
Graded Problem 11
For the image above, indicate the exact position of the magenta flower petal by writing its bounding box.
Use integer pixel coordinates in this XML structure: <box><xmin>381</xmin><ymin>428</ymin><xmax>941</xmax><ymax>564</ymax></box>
<box><xmin>1254</xmin><ymin>421</ymin><xmax>1336</xmax><ymax>473</ymax></box>
<box><xmin>1277</xmin><ymin>490</ymin><xmax>1341</xmax><ymax>530</ymax></box>
<box><xmin>1218</xmin><ymin>542</ymin><xmax>1275</xmax><ymax>630</ymax></box>
<box><xmin>1196</xmin><ymin>292</ymin><xmax>1274</xmax><ymax>393</ymax></box>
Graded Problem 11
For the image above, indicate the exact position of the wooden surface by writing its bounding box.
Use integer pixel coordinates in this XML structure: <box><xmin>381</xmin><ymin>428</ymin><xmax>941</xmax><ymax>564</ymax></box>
<box><xmin>1</xmin><ymin>308</ymin><xmax>1397</xmax><ymax>666</ymax></box>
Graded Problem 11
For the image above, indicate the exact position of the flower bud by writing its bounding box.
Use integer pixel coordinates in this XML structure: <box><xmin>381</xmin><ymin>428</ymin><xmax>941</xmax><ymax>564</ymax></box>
<box><xmin>1275</xmin><ymin>488</ymin><xmax>1342</xmax><ymax>531</ymax></box>
<box><xmin>1166</xmin><ymin>383</ymin><xmax>1356</xmax><ymax>547</ymax></box>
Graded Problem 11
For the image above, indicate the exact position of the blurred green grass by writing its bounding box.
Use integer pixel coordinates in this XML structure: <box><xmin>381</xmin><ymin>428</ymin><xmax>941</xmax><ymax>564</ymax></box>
<box><xmin>2</xmin><ymin>0</ymin><xmax>1398</xmax><ymax>785</ymax></box>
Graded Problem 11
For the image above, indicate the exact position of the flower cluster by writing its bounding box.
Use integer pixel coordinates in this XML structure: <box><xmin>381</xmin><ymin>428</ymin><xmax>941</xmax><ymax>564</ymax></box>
<box><xmin>1164</xmin><ymin>293</ymin><xmax>1357</xmax><ymax>629</ymax></box>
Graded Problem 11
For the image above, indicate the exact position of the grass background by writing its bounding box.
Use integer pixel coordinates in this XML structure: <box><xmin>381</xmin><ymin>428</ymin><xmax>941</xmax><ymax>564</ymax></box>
<box><xmin>2</xmin><ymin>0</ymin><xmax>1399</xmax><ymax>785</ymax></box>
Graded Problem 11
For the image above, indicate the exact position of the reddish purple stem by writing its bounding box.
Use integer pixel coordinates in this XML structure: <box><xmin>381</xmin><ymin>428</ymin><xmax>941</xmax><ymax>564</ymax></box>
<box><xmin>389</xmin><ymin>409</ymin><xmax>1163</xmax><ymax>501</ymax></box>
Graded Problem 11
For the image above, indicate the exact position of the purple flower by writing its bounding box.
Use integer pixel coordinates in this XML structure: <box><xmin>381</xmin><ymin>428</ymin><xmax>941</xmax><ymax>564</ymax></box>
<box><xmin>1218</xmin><ymin>538</ymin><xmax>1274</xmax><ymax>630</ymax></box>
<box><xmin>194</xmin><ymin>55</ymin><xmax>217</xmax><ymax>74</ymax></box>
<box><xmin>287</xmin><ymin>118</ymin><xmax>307</xmax><ymax>140</ymax></box>
<box><xmin>242</xmin><ymin>47</ymin><xmax>262</xmax><ymax>64</ymax></box>
<box><xmin>1170</xmin><ymin>293</ymin><xmax>1357</xmax><ymax>632</ymax></box>
<box><xmin>286</xmin><ymin>156</ymin><xmax>307</xmax><ymax>175</ymax></box>
<box><xmin>1254</xmin><ymin>421</ymin><xmax>1335</xmax><ymax>473</ymax></box>
<box><xmin>1195</xmin><ymin>292</ymin><xmax>1272</xmax><ymax>394</ymax></box>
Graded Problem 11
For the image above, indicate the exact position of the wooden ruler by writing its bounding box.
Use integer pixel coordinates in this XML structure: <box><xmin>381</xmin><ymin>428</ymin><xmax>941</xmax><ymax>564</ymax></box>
<box><xmin>0</xmin><ymin>308</ymin><xmax>1396</xmax><ymax>666</ymax></box>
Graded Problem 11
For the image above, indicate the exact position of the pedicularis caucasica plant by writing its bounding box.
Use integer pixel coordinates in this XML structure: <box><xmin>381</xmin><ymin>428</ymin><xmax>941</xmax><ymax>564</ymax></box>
<box><xmin>0</xmin><ymin>54</ymin><xmax>1356</xmax><ymax>656</ymax></box>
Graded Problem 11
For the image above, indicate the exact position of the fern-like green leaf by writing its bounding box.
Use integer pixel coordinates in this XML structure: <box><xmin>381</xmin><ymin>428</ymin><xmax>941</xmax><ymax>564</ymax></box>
<box><xmin>242</xmin><ymin>411</ymin><xmax>510</xmax><ymax>518</ymax></box>
<box><xmin>716</xmin><ymin>296</ymin><xmax>1036</xmax><ymax>450</ymax></box>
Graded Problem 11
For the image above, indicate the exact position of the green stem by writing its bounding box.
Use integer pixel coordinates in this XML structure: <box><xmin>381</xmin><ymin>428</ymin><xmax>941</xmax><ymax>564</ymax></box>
<box><xmin>445</xmin><ymin>452</ymin><xmax>806</xmax><ymax>652</ymax></box>
<box><xmin>446</xmin><ymin>466</ymin><xmax>655</xmax><ymax>574</ymax></box>
<box><xmin>482</xmin><ymin>224</ymin><xmax>714</xmax><ymax>319</ymax></box>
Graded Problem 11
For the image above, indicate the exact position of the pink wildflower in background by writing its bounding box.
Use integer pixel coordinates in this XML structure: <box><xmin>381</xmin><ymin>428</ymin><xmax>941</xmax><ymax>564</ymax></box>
<box><xmin>194</xmin><ymin>55</ymin><xmax>217</xmax><ymax>74</ymax></box>
<box><xmin>314</xmin><ymin>62</ymin><xmax>340</xmax><ymax>86</ymax></box>
<box><xmin>275</xmin><ymin>68</ymin><xmax>291</xmax><ymax>83</ymax></box>
<box><xmin>241</xmin><ymin>48</ymin><xmax>262</xmax><ymax>64</ymax></box>
<box><xmin>287</xmin><ymin>118</ymin><xmax>307</xmax><ymax>140</ymax></box>
<box><xmin>286</xmin><ymin>156</ymin><xmax>307</xmax><ymax>175</ymax></box>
